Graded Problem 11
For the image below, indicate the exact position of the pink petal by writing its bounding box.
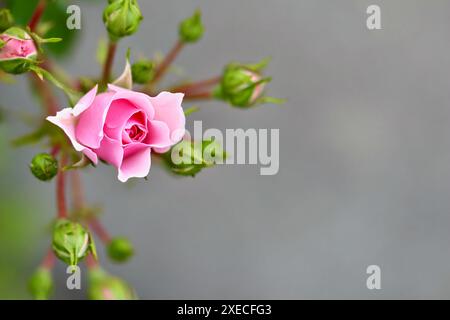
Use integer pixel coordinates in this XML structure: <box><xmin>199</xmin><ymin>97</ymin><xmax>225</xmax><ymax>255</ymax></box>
<box><xmin>75</xmin><ymin>92</ymin><xmax>115</xmax><ymax>149</ymax></box>
<box><xmin>144</xmin><ymin>120</ymin><xmax>171</xmax><ymax>148</ymax></box>
<box><xmin>148</xmin><ymin>92</ymin><xmax>185</xmax><ymax>143</ymax></box>
<box><xmin>72</xmin><ymin>85</ymin><xmax>98</xmax><ymax>116</ymax></box>
<box><xmin>94</xmin><ymin>135</ymin><xmax>124</xmax><ymax>169</ymax></box>
<box><xmin>107</xmin><ymin>84</ymin><xmax>155</xmax><ymax>119</ymax></box>
<box><xmin>103</xmin><ymin>99</ymin><xmax>141</xmax><ymax>141</ymax></box>
<box><xmin>46</xmin><ymin>109</ymin><xmax>98</xmax><ymax>164</ymax></box>
<box><xmin>153</xmin><ymin>146</ymin><xmax>171</xmax><ymax>154</ymax></box>
<box><xmin>118</xmin><ymin>146</ymin><xmax>151</xmax><ymax>182</ymax></box>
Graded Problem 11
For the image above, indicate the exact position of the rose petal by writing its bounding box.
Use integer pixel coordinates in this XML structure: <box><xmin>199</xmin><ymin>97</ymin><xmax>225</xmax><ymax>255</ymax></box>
<box><xmin>75</xmin><ymin>92</ymin><xmax>115</xmax><ymax>149</ymax></box>
<box><xmin>94</xmin><ymin>135</ymin><xmax>124</xmax><ymax>168</ymax></box>
<box><xmin>145</xmin><ymin>120</ymin><xmax>171</xmax><ymax>148</ymax></box>
<box><xmin>107</xmin><ymin>84</ymin><xmax>155</xmax><ymax>119</ymax></box>
<box><xmin>46</xmin><ymin>109</ymin><xmax>98</xmax><ymax>164</ymax></box>
<box><xmin>148</xmin><ymin>92</ymin><xmax>185</xmax><ymax>143</ymax></box>
<box><xmin>118</xmin><ymin>146</ymin><xmax>151</xmax><ymax>182</ymax></box>
<box><xmin>103</xmin><ymin>99</ymin><xmax>142</xmax><ymax>141</ymax></box>
<box><xmin>72</xmin><ymin>85</ymin><xmax>98</xmax><ymax>116</ymax></box>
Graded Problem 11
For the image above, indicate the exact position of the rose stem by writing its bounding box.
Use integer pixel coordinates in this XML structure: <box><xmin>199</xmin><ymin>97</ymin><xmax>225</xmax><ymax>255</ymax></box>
<box><xmin>30</xmin><ymin>75</ymin><xmax>58</xmax><ymax>116</ymax></box>
<box><xmin>28</xmin><ymin>0</ymin><xmax>47</xmax><ymax>32</ymax></box>
<box><xmin>169</xmin><ymin>76</ymin><xmax>221</xmax><ymax>94</ymax></box>
<box><xmin>56</xmin><ymin>153</ymin><xmax>68</xmax><ymax>219</ymax></box>
<box><xmin>183</xmin><ymin>91</ymin><xmax>213</xmax><ymax>101</ymax></box>
<box><xmin>89</xmin><ymin>217</ymin><xmax>111</xmax><ymax>243</ymax></box>
<box><xmin>40</xmin><ymin>248</ymin><xmax>55</xmax><ymax>270</ymax></box>
<box><xmin>85</xmin><ymin>253</ymin><xmax>99</xmax><ymax>269</ymax></box>
<box><xmin>71</xmin><ymin>171</ymin><xmax>111</xmax><ymax>243</ymax></box>
<box><xmin>101</xmin><ymin>41</ymin><xmax>117</xmax><ymax>87</ymax></box>
<box><xmin>149</xmin><ymin>40</ymin><xmax>185</xmax><ymax>88</ymax></box>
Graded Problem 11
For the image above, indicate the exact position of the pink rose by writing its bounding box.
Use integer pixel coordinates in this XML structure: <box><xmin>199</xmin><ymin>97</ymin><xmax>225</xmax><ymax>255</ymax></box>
<box><xmin>47</xmin><ymin>84</ymin><xmax>185</xmax><ymax>182</ymax></box>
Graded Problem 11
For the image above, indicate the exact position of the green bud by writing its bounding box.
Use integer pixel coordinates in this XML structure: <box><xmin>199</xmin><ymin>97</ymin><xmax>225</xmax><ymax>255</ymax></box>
<box><xmin>163</xmin><ymin>139</ymin><xmax>226</xmax><ymax>177</ymax></box>
<box><xmin>88</xmin><ymin>267</ymin><xmax>136</xmax><ymax>300</ymax></box>
<box><xmin>0</xmin><ymin>27</ymin><xmax>38</xmax><ymax>74</ymax></box>
<box><xmin>179</xmin><ymin>10</ymin><xmax>204</xmax><ymax>43</ymax></box>
<box><xmin>103</xmin><ymin>0</ymin><xmax>143</xmax><ymax>41</ymax></box>
<box><xmin>30</xmin><ymin>153</ymin><xmax>58</xmax><ymax>181</ymax></box>
<box><xmin>52</xmin><ymin>219</ymin><xmax>97</xmax><ymax>266</ymax></box>
<box><xmin>107</xmin><ymin>237</ymin><xmax>134</xmax><ymax>263</ymax></box>
<box><xmin>131</xmin><ymin>59</ymin><xmax>154</xmax><ymax>84</ymax></box>
<box><xmin>0</xmin><ymin>9</ymin><xmax>14</xmax><ymax>33</ymax></box>
<box><xmin>28</xmin><ymin>268</ymin><xmax>53</xmax><ymax>300</ymax></box>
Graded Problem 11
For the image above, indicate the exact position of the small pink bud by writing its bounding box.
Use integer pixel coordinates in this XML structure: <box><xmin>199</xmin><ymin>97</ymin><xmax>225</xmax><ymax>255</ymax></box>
<box><xmin>0</xmin><ymin>27</ymin><xmax>38</xmax><ymax>74</ymax></box>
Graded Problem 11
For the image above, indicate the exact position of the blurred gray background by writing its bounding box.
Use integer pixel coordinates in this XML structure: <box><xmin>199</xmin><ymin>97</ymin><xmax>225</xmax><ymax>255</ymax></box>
<box><xmin>2</xmin><ymin>0</ymin><xmax>450</xmax><ymax>299</ymax></box>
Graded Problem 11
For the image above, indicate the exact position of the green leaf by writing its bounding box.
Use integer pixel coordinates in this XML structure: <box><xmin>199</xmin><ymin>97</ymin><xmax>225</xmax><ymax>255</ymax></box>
<box><xmin>183</xmin><ymin>106</ymin><xmax>200</xmax><ymax>116</ymax></box>
<box><xmin>30</xmin><ymin>65</ymin><xmax>82</xmax><ymax>107</ymax></box>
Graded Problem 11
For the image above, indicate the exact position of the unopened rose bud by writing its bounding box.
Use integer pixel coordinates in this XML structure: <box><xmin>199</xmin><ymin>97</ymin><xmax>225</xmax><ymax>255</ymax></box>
<box><xmin>28</xmin><ymin>268</ymin><xmax>53</xmax><ymax>300</ymax></box>
<box><xmin>0</xmin><ymin>27</ymin><xmax>38</xmax><ymax>74</ymax></box>
<box><xmin>30</xmin><ymin>153</ymin><xmax>58</xmax><ymax>181</ymax></box>
<box><xmin>0</xmin><ymin>9</ymin><xmax>14</xmax><ymax>33</ymax></box>
<box><xmin>215</xmin><ymin>60</ymin><xmax>273</xmax><ymax>108</ymax></box>
<box><xmin>131</xmin><ymin>59</ymin><xmax>154</xmax><ymax>84</ymax></box>
<box><xmin>107</xmin><ymin>237</ymin><xmax>134</xmax><ymax>263</ymax></box>
<box><xmin>52</xmin><ymin>219</ymin><xmax>97</xmax><ymax>266</ymax></box>
<box><xmin>179</xmin><ymin>10</ymin><xmax>204</xmax><ymax>43</ymax></box>
<box><xmin>88</xmin><ymin>267</ymin><xmax>136</xmax><ymax>300</ymax></box>
<box><xmin>163</xmin><ymin>139</ymin><xmax>226</xmax><ymax>177</ymax></box>
<box><xmin>103</xmin><ymin>0</ymin><xmax>143</xmax><ymax>41</ymax></box>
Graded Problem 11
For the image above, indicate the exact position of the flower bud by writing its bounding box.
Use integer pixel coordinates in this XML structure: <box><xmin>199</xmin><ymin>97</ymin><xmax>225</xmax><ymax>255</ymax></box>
<box><xmin>214</xmin><ymin>59</ymin><xmax>274</xmax><ymax>108</ymax></box>
<box><xmin>28</xmin><ymin>268</ymin><xmax>53</xmax><ymax>300</ymax></box>
<box><xmin>52</xmin><ymin>219</ymin><xmax>97</xmax><ymax>266</ymax></box>
<box><xmin>88</xmin><ymin>267</ymin><xmax>136</xmax><ymax>300</ymax></box>
<box><xmin>0</xmin><ymin>27</ymin><xmax>38</xmax><ymax>74</ymax></box>
<box><xmin>163</xmin><ymin>139</ymin><xmax>226</xmax><ymax>177</ymax></box>
<box><xmin>179</xmin><ymin>10</ymin><xmax>204</xmax><ymax>43</ymax></box>
<box><xmin>131</xmin><ymin>59</ymin><xmax>154</xmax><ymax>84</ymax></box>
<box><xmin>0</xmin><ymin>9</ymin><xmax>14</xmax><ymax>33</ymax></box>
<box><xmin>103</xmin><ymin>0</ymin><xmax>143</xmax><ymax>41</ymax></box>
<box><xmin>30</xmin><ymin>153</ymin><xmax>58</xmax><ymax>181</ymax></box>
<box><xmin>107</xmin><ymin>237</ymin><xmax>134</xmax><ymax>263</ymax></box>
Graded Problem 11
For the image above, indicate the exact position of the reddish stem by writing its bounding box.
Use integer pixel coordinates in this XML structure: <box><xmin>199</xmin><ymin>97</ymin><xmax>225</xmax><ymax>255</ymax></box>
<box><xmin>41</xmin><ymin>248</ymin><xmax>55</xmax><ymax>269</ymax></box>
<box><xmin>56</xmin><ymin>153</ymin><xmax>68</xmax><ymax>219</ymax></box>
<box><xmin>101</xmin><ymin>41</ymin><xmax>117</xmax><ymax>86</ymax></box>
<box><xmin>28</xmin><ymin>0</ymin><xmax>47</xmax><ymax>32</ymax></box>
<box><xmin>31</xmin><ymin>75</ymin><xmax>58</xmax><ymax>116</ymax></box>
<box><xmin>184</xmin><ymin>91</ymin><xmax>213</xmax><ymax>100</ymax></box>
<box><xmin>89</xmin><ymin>217</ymin><xmax>111</xmax><ymax>243</ymax></box>
<box><xmin>71</xmin><ymin>171</ymin><xmax>111</xmax><ymax>243</ymax></box>
<box><xmin>170</xmin><ymin>76</ymin><xmax>221</xmax><ymax>94</ymax></box>
<box><xmin>152</xmin><ymin>40</ymin><xmax>185</xmax><ymax>85</ymax></box>
<box><xmin>50</xmin><ymin>145</ymin><xmax>60</xmax><ymax>157</ymax></box>
<box><xmin>85</xmin><ymin>253</ymin><xmax>99</xmax><ymax>269</ymax></box>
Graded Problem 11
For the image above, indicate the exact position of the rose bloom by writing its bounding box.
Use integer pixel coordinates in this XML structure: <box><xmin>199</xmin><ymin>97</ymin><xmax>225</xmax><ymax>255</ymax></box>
<box><xmin>47</xmin><ymin>85</ymin><xmax>185</xmax><ymax>182</ymax></box>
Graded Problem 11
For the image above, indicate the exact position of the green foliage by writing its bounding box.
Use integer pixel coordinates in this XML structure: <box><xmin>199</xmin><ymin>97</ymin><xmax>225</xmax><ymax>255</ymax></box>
<box><xmin>52</xmin><ymin>219</ymin><xmax>97</xmax><ymax>266</ymax></box>
<box><xmin>179</xmin><ymin>10</ymin><xmax>204</xmax><ymax>43</ymax></box>
<box><xmin>28</xmin><ymin>268</ymin><xmax>53</xmax><ymax>300</ymax></box>
<box><xmin>0</xmin><ymin>8</ymin><xmax>14</xmax><ymax>33</ymax></box>
<box><xmin>107</xmin><ymin>237</ymin><xmax>134</xmax><ymax>263</ymax></box>
<box><xmin>131</xmin><ymin>59</ymin><xmax>154</xmax><ymax>84</ymax></box>
<box><xmin>88</xmin><ymin>267</ymin><xmax>136</xmax><ymax>300</ymax></box>
<box><xmin>163</xmin><ymin>139</ymin><xmax>226</xmax><ymax>177</ymax></box>
<box><xmin>30</xmin><ymin>153</ymin><xmax>58</xmax><ymax>181</ymax></box>
<box><xmin>103</xmin><ymin>0</ymin><xmax>143</xmax><ymax>41</ymax></box>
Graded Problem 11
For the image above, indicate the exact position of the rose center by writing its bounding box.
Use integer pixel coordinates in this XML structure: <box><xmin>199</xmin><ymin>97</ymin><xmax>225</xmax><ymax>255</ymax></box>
<box><xmin>125</xmin><ymin>124</ymin><xmax>146</xmax><ymax>142</ymax></box>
